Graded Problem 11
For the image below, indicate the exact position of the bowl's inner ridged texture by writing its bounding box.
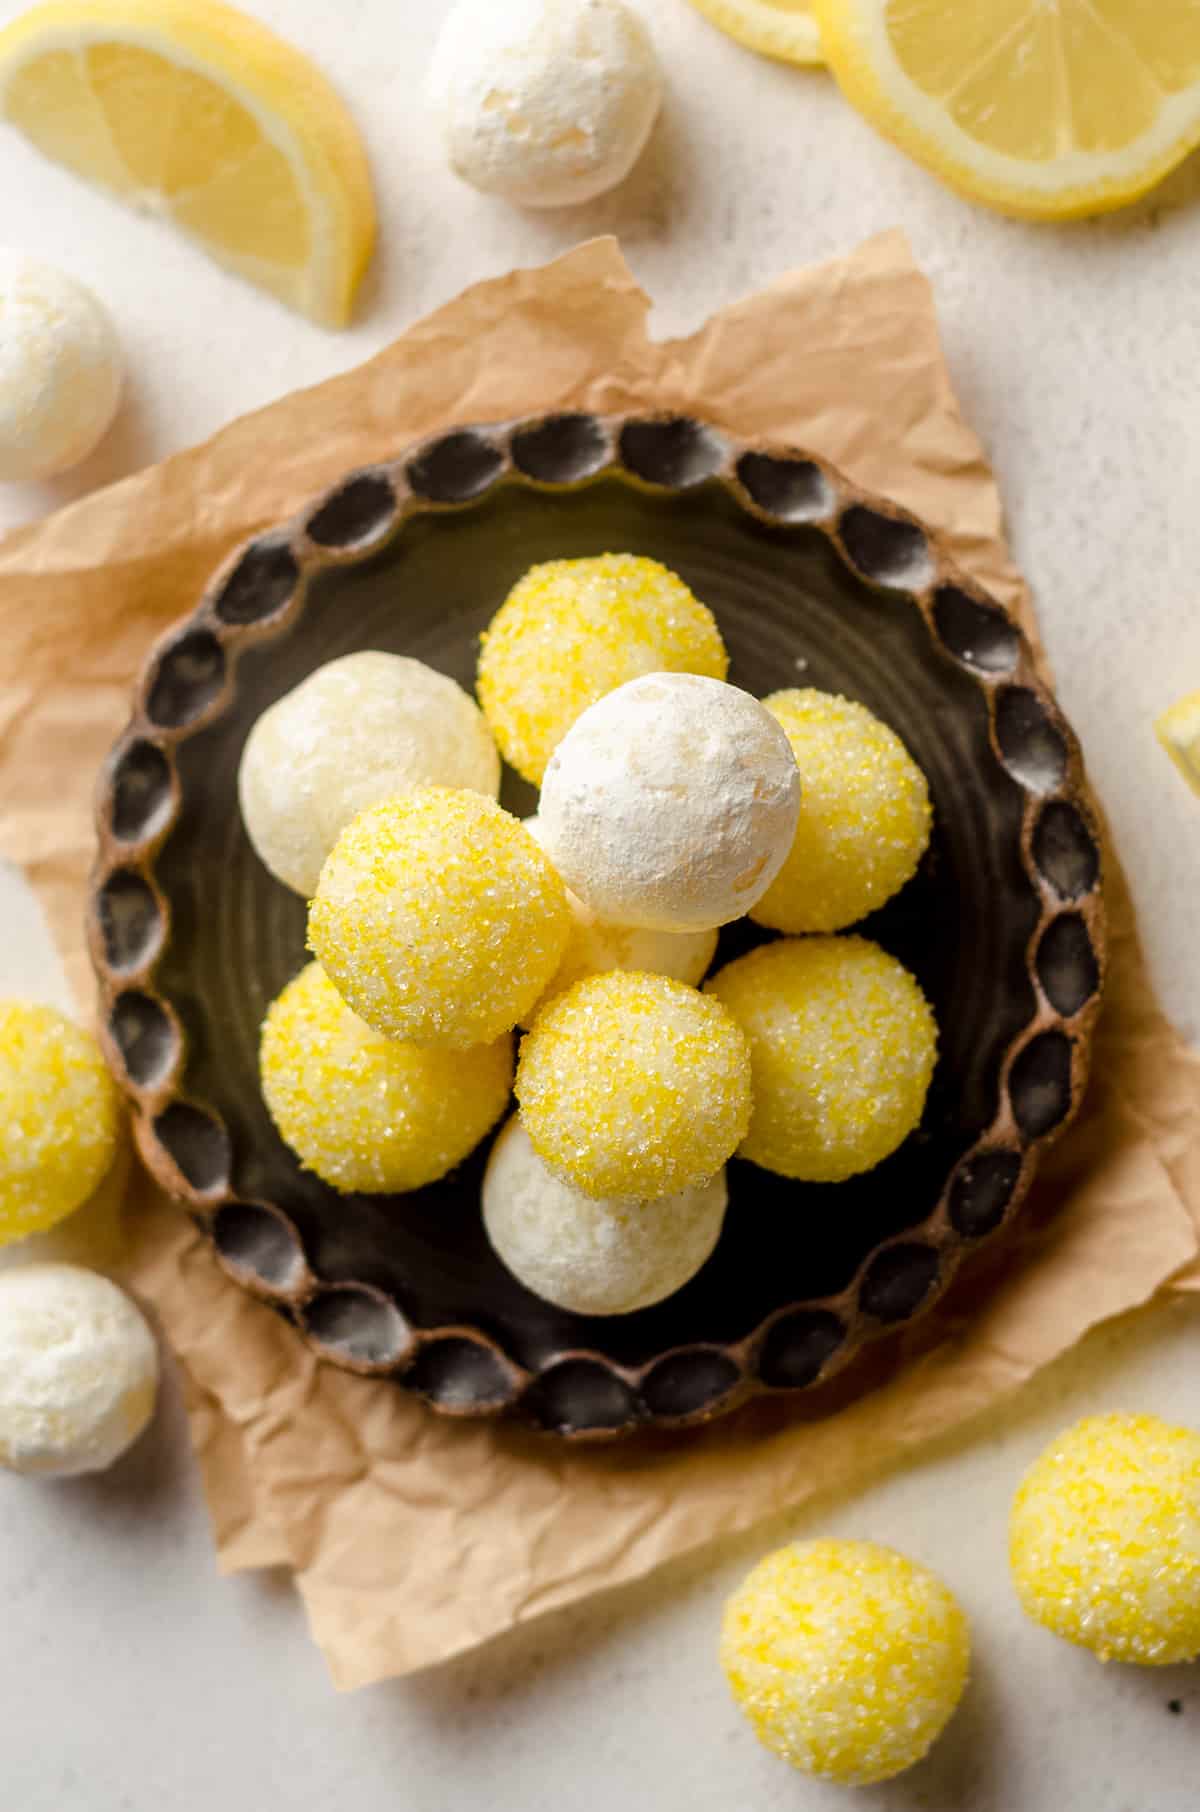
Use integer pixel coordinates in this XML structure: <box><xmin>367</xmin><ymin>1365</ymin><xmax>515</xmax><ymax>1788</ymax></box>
<box><xmin>152</xmin><ymin>474</ymin><xmax>1046</xmax><ymax>1376</ymax></box>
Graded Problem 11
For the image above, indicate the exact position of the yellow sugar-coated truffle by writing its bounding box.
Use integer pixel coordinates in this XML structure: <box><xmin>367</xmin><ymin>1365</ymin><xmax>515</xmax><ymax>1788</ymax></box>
<box><xmin>707</xmin><ymin>937</ymin><xmax>937</xmax><ymax>1182</ymax></box>
<box><xmin>476</xmin><ymin>553</ymin><xmax>728</xmax><ymax>784</ymax></box>
<box><xmin>521</xmin><ymin>816</ymin><xmax>717</xmax><ymax>1023</ymax></box>
<box><xmin>1010</xmin><ymin>1412</ymin><xmax>1200</xmax><ymax>1665</ymax></box>
<box><xmin>309</xmin><ymin>788</ymin><xmax>569</xmax><ymax>1048</ymax></box>
<box><xmin>260</xmin><ymin>963</ymin><xmax>513</xmax><ymax>1194</ymax></box>
<box><xmin>753</xmin><ymin>689</ymin><xmax>932</xmax><ymax>933</ymax></box>
<box><xmin>721</xmin><ymin>1540</ymin><xmax>969</xmax><ymax>1785</ymax></box>
<box><xmin>0</xmin><ymin>1001</ymin><xmax>121</xmax><ymax>1246</ymax></box>
<box><xmin>515</xmin><ymin>971</ymin><xmax>751</xmax><ymax>1202</ymax></box>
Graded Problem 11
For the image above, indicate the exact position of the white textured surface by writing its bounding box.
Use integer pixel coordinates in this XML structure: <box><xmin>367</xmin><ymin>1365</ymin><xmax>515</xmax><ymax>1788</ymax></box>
<box><xmin>1</xmin><ymin>0</ymin><xmax>1199</xmax><ymax>1801</ymax></box>
<box><xmin>0</xmin><ymin>250</ymin><xmax>122</xmax><ymax>480</ymax></box>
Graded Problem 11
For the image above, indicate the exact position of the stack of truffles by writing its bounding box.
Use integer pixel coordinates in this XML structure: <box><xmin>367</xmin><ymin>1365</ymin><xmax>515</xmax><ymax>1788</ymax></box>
<box><xmin>243</xmin><ymin>554</ymin><xmax>938</xmax><ymax>1317</ymax></box>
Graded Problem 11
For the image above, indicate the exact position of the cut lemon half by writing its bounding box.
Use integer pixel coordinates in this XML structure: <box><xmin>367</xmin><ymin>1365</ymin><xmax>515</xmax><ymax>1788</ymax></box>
<box><xmin>685</xmin><ymin>0</ymin><xmax>823</xmax><ymax>69</ymax></box>
<box><xmin>0</xmin><ymin>0</ymin><xmax>375</xmax><ymax>325</ymax></box>
<box><xmin>1157</xmin><ymin>690</ymin><xmax>1200</xmax><ymax>797</ymax></box>
<box><xmin>814</xmin><ymin>0</ymin><xmax>1200</xmax><ymax>219</ymax></box>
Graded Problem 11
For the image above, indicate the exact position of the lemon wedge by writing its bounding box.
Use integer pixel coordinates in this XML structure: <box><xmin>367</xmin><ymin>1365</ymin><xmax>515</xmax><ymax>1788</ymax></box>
<box><xmin>1157</xmin><ymin>691</ymin><xmax>1200</xmax><ymax>797</ymax></box>
<box><xmin>0</xmin><ymin>0</ymin><xmax>375</xmax><ymax>325</ymax></box>
<box><xmin>685</xmin><ymin>0</ymin><xmax>823</xmax><ymax>69</ymax></box>
<box><xmin>813</xmin><ymin>0</ymin><xmax>1200</xmax><ymax>219</ymax></box>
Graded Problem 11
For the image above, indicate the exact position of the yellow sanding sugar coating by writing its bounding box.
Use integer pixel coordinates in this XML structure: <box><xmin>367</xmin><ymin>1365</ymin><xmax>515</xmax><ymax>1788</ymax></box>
<box><xmin>309</xmin><ymin>788</ymin><xmax>569</xmax><ymax>1049</ymax></box>
<box><xmin>721</xmin><ymin>1540</ymin><xmax>969</xmax><ymax>1784</ymax></box>
<box><xmin>707</xmin><ymin>936</ymin><xmax>936</xmax><ymax>1181</ymax></box>
<box><xmin>515</xmin><ymin>970</ymin><xmax>751</xmax><ymax>1202</ymax></box>
<box><xmin>476</xmin><ymin>554</ymin><xmax>728</xmax><ymax>785</ymax></box>
<box><xmin>260</xmin><ymin>963</ymin><xmax>513</xmax><ymax>1194</ymax></box>
<box><xmin>1010</xmin><ymin>1412</ymin><xmax>1200</xmax><ymax>1666</ymax></box>
<box><xmin>753</xmin><ymin>689</ymin><xmax>931</xmax><ymax>933</ymax></box>
<box><xmin>0</xmin><ymin>1001</ymin><xmax>120</xmax><ymax>1245</ymax></box>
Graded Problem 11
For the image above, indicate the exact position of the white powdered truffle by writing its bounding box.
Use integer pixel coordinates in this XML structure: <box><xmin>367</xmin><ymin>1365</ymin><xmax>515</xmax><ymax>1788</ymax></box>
<box><xmin>522</xmin><ymin>815</ymin><xmax>717</xmax><ymax>1019</ymax></box>
<box><xmin>427</xmin><ymin>0</ymin><xmax>662</xmax><ymax>208</ymax></box>
<box><xmin>239</xmin><ymin>652</ymin><xmax>501</xmax><ymax>895</ymax></box>
<box><xmin>483</xmin><ymin>1116</ymin><xmax>727</xmax><ymax>1314</ymax></box>
<box><xmin>537</xmin><ymin>672</ymin><xmax>801</xmax><ymax>932</ymax></box>
<box><xmin>0</xmin><ymin>252</ymin><xmax>123</xmax><ymax>481</ymax></box>
<box><xmin>0</xmin><ymin>1265</ymin><xmax>158</xmax><ymax>1477</ymax></box>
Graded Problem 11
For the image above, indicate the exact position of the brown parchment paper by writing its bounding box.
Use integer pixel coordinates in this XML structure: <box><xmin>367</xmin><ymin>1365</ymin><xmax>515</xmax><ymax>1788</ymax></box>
<box><xmin>3</xmin><ymin>232</ymin><xmax>1200</xmax><ymax>1689</ymax></box>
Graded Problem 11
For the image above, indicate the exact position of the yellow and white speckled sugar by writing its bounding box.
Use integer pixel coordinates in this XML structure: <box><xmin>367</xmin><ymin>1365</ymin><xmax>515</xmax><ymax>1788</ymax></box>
<box><xmin>476</xmin><ymin>554</ymin><xmax>728</xmax><ymax>785</ymax></box>
<box><xmin>754</xmin><ymin>688</ymin><xmax>932</xmax><ymax>933</ymax></box>
<box><xmin>1010</xmin><ymin>1412</ymin><xmax>1200</xmax><ymax>1665</ymax></box>
<box><xmin>0</xmin><ymin>1000</ymin><xmax>121</xmax><ymax>1246</ymax></box>
<box><xmin>515</xmin><ymin>969</ymin><xmax>751</xmax><ymax>1202</ymax></box>
<box><xmin>308</xmin><ymin>787</ymin><xmax>569</xmax><ymax>1049</ymax></box>
<box><xmin>721</xmin><ymin>1539</ymin><xmax>970</xmax><ymax>1784</ymax></box>
<box><xmin>260</xmin><ymin>962</ymin><xmax>513</xmax><ymax>1195</ymax></box>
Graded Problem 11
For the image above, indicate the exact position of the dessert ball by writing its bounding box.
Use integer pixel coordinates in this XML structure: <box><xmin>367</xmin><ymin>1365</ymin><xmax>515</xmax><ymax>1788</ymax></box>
<box><xmin>721</xmin><ymin>1540</ymin><xmax>969</xmax><ymax>1785</ymax></box>
<box><xmin>516</xmin><ymin>970</ymin><xmax>751</xmax><ymax>1201</ymax></box>
<box><xmin>0</xmin><ymin>1001</ymin><xmax>121</xmax><ymax>1247</ymax></box>
<box><xmin>521</xmin><ymin>816</ymin><xmax>717</xmax><ymax>1021</ymax></box>
<box><xmin>427</xmin><ymin>0</ymin><xmax>663</xmax><ymax>208</ymax></box>
<box><xmin>1010</xmin><ymin>1412</ymin><xmax>1200</xmax><ymax>1665</ymax></box>
<box><xmin>0</xmin><ymin>1265</ymin><xmax>158</xmax><ymax>1477</ymax></box>
<box><xmin>261</xmin><ymin>963</ymin><xmax>513</xmax><ymax>1194</ymax></box>
<box><xmin>707</xmin><ymin>937</ymin><xmax>937</xmax><ymax>1181</ymax></box>
<box><xmin>752</xmin><ymin>689</ymin><xmax>932</xmax><ymax>933</ymax></box>
<box><xmin>310</xmin><ymin>788</ymin><xmax>568</xmax><ymax>1047</ymax></box>
<box><xmin>0</xmin><ymin>252</ymin><xmax>122</xmax><ymax>480</ymax></box>
<box><xmin>239</xmin><ymin>652</ymin><xmax>500</xmax><ymax>896</ymax></box>
<box><xmin>477</xmin><ymin>554</ymin><xmax>727</xmax><ymax>785</ymax></box>
<box><xmin>483</xmin><ymin>1116</ymin><xmax>727</xmax><ymax>1314</ymax></box>
<box><xmin>538</xmin><ymin>672</ymin><xmax>800</xmax><ymax>932</ymax></box>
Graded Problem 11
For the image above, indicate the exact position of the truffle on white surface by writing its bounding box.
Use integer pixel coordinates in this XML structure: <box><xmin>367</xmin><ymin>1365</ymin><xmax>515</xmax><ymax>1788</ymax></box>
<box><xmin>0</xmin><ymin>252</ymin><xmax>123</xmax><ymax>481</ymax></box>
<box><xmin>482</xmin><ymin>1116</ymin><xmax>727</xmax><ymax>1314</ymax></box>
<box><xmin>427</xmin><ymin>0</ymin><xmax>663</xmax><ymax>208</ymax></box>
<box><xmin>537</xmin><ymin>671</ymin><xmax>801</xmax><ymax>932</ymax></box>
<box><xmin>238</xmin><ymin>652</ymin><xmax>501</xmax><ymax>896</ymax></box>
<box><xmin>0</xmin><ymin>1264</ymin><xmax>158</xmax><ymax>1478</ymax></box>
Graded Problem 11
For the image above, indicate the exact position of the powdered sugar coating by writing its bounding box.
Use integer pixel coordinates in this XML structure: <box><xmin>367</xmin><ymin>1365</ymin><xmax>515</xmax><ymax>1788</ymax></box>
<box><xmin>538</xmin><ymin>672</ymin><xmax>801</xmax><ymax>932</ymax></box>
<box><xmin>483</xmin><ymin>1115</ymin><xmax>727</xmax><ymax>1314</ymax></box>
<box><xmin>239</xmin><ymin>652</ymin><xmax>500</xmax><ymax>896</ymax></box>
<box><xmin>0</xmin><ymin>252</ymin><xmax>122</xmax><ymax>480</ymax></box>
<box><xmin>427</xmin><ymin>0</ymin><xmax>663</xmax><ymax>208</ymax></box>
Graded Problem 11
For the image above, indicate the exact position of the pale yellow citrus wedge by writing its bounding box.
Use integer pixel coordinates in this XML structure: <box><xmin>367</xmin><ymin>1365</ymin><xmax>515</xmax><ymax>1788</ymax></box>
<box><xmin>1157</xmin><ymin>690</ymin><xmax>1200</xmax><ymax>797</ymax></box>
<box><xmin>685</xmin><ymin>0</ymin><xmax>823</xmax><ymax>69</ymax></box>
<box><xmin>0</xmin><ymin>0</ymin><xmax>375</xmax><ymax>325</ymax></box>
<box><xmin>814</xmin><ymin>0</ymin><xmax>1200</xmax><ymax>219</ymax></box>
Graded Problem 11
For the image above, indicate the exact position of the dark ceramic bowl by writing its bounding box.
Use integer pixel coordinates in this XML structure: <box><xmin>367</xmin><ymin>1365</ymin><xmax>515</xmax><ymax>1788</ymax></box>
<box><xmin>89</xmin><ymin>413</ymin><xmax>1105</xmax><ymax>1438</ymax></box>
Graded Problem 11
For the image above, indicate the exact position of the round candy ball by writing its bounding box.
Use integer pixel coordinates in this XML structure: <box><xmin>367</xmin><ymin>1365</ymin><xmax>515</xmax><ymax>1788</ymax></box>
<box><xmin>752</xmin><ymin>689</ymin><xmax>932</xmax><ymax>933</ymax></box>
<box><xmin>1010</xmin><ymin>1412</ymin><xmax>1200</xmax><ymax>1665</ymax></box>
<box><xmin>483</xmin><ymin>1116</ymin><xmax>727</xmax><ymax>1314</ymax></box>
<box><xmin>427</xmin><ymin>0</ymin><xmax>662</xmax><ymax>208</ymax></box>
<box><xmin>706</xmin><ymin>937</ymin><xmax>937</xmax><ymax>1181</ymax></box>
<box><xmin>239</xmin><ymin>652</ymin><xmax>500</xmax><ymax>896</ymax></box>
<box><xmin>261</xmin><ymin>962</ymin><xmax>513</xmax><ymax>1194</ymax></box>
<box><xmin>309</xmin><ymin>788</ymin><xmax>569</xmax><ymax>1047</ymax></box>
<box><xmin>538</xmin><ymin>672</ymin><xmax>800</xmax><ymax>932</ymax></box>
<box><xmin>477</xmin><ymin>554</ymin><xmax>727</xmax><ymax>785</ymax></box>
<box><xmin>0</xmin><ymin>252</ymin><xmax>122</xmax><ymax>480</ymax></box>
<box><xmin>521</xmin><ymin>816</ymin><xmax>717</xmax><ymax>1022</ymax></box>
<box><xmin>516</xmin><ymin>970</ymin><xmax>751</xmax><ymax>1201</ymax></box>
<box><xmin>0</xmin><ymin>1264</ymin><xmax>158</xmax><ymax>1477</ymax></box>
<box><xmin>0</xmin><ymin>1001</ymin><xmax>121</xmax><ymax>1247</ymax></box>
<box><xmin>721</xmin><ymin>1540</ymin><xmax>969</xmax><ymax>1785</ymax></box>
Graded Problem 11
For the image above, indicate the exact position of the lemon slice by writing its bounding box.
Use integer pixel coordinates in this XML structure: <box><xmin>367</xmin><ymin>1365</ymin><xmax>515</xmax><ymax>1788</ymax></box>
<box><xmin>813</xmin><ymin>0</ymin><xmax>1200</xmax><ymax>219</ymax></box>
<box><xmin>1157</xmin><ymin>691</ymin><xmax>1200</xmax><ymax>797</ymax></box>
<box><xmin>685</xmin><ymin>0</ymin><xmax>823</xmax><ymax>69</ymax></box>
<box><xmin>0</xmin><ymin>0</ymin><xmax>375</xmax><ymax>325</ymax></box>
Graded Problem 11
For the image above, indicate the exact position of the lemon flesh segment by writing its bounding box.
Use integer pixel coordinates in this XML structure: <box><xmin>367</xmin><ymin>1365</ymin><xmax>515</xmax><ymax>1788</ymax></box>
<box><xmin>0</xmin><ymin>0</ymin><xmax>375</xmax><ymax>326</ymax></box>
<box><xmin>685</xmin><ymin>0</ymin><xmax>824</xmax><ymax>69</ymax></box>
<box><xmin>814</xmin><ymin>0</ymin><xmax>1200</xmax><ymax>219</ymax></box>
<box><xmin>1157</xmin><ymin>692</ymin><xmax>1200</xmax><ymax>798</ymax></box>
